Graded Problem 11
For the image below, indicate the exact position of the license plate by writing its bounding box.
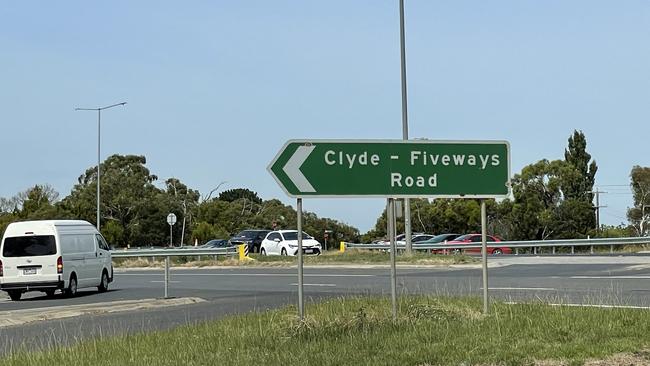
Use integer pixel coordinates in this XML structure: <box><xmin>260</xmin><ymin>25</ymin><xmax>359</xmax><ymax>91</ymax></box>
<box><xmin>23</xmin><ymin>268</ymin><xmax>37</xmax><ymax>275</ymax></box>
<box><xmin>305</xmin><ymin>249</ymin><xmax>313</xmax><ymax>254</ymax></box>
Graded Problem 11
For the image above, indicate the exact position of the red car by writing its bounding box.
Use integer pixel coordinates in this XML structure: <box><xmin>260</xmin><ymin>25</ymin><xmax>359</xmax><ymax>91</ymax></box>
<box><xmin>437</xmin><ymin>234</ymin><xmax>511</xmax><ymax>255</ymax></box>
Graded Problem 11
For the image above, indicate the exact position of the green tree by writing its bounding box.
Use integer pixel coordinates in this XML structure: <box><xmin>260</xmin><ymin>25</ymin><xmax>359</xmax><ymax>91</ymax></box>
<box><xmin>489</xmin><ymin>159</ymin><xmax>562</xmax><ymax>240</ymax></box>
<box><xmin>61</xmin><ymin>154</ymin><xmax>167</xmax><ymax>247</ymax></box>
<box><xmin>557</xmin><ymin>130</ymin><xmax>598</xmax><ymax>235</ymax></box>
<box><xmin>218</xmin><ymin>188</ymin><xmax>262</xmax><ymax>204</ymax></box>
<box><xmin>627</xmin><ymin>166</ymin><xmax>650</xmax><ymax>236</ymax></box>
<box><xmin>562</xmin><ymin>130</ymin><xmax>598</xmax><ymax>201</ymax></box>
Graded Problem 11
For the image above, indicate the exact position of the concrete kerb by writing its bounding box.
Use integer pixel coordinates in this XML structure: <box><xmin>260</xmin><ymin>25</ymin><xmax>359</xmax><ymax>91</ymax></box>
<box><xmin>0</xmin><ymin>297</ymin><xmax>206</xmax><ymax>328</ymax></box>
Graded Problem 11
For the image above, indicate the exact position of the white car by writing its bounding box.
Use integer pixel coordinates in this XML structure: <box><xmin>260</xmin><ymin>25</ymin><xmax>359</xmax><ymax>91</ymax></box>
<box><xmin>260</xmin><ymin>230</ymin><xmax>322</xmax><ymax>256</ymax></box>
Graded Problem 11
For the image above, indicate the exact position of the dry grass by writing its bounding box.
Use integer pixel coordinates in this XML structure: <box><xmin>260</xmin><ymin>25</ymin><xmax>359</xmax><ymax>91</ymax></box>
<box><xmin>2</xmin><ymin>296</ymin><xmax>649</xmax><ymax>366</ymax></box>
<box><xmin>113</xmin><ymin>250</ymin><xmax>476</xmax><ymax>268</ymax></box>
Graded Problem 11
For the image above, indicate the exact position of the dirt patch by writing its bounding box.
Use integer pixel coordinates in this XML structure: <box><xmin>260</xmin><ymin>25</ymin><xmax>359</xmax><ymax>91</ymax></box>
<box><xmin>584</xmin><ymin>349</ymin><xmax>650</xmax><ymax>366</ymax></box>
<box><xmin>531</xmin><ymin>349</ymin><xmax>650</xmax><ymax>366</ymax></box>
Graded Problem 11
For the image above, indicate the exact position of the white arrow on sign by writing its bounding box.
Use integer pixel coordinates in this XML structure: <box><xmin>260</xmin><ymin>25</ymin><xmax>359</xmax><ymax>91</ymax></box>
<box><xmin>283</xmin><ymin>145</ymin><xmax>316</xmax><ymax>193</ymax></box>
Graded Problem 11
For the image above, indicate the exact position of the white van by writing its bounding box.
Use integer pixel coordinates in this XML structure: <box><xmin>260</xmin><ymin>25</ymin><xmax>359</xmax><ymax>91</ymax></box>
<box><xmin>0</xmin><ymin>220</ymin><xmax>113</xmax><ymax>301</ymax></box>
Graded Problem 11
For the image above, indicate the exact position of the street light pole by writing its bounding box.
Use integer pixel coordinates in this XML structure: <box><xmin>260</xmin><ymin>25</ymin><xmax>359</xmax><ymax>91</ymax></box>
<box><xmin>75</xmin><ymin>102</ymin><xmax>127</xmax><ymax>230</ymax></box>
<box><xmin>399</xmin><ymin>0</ymin><xmax>413</xmax><ymax>254</ymax></box>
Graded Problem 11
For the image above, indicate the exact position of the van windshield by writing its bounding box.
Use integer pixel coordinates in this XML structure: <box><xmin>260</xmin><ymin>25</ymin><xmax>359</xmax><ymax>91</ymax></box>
<box><xmin>2</xmin><ymin>235</ymin><xmax>57</xmax><ymax>257</ymax></box>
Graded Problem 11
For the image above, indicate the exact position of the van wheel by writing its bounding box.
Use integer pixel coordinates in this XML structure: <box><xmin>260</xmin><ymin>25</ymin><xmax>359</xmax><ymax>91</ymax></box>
<box><xmin>65</xmin><ymin>274</ymin><xmax>78</xmax><ymax>297</ymax></box>
<box><xmin>98</xmin><ymin>271</ymin><xmax>109</xmax><ymax>292</ymax></box>
<box><xmin>8</xmin><ymin>290</ymin><xmax>22</xmax><ymax>301</ymax></box>
<box><xmin>45</xmin><ymin>290</ymin><xmax>56</xmax><ymax>298</ymax></box>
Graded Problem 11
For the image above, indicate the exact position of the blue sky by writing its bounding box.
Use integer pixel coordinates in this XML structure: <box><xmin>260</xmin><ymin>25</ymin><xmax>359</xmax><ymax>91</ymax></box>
<box><xmin>1</xmin><ymin>1</ymin><xmax>648</xmax><ymax>232</ymax></box>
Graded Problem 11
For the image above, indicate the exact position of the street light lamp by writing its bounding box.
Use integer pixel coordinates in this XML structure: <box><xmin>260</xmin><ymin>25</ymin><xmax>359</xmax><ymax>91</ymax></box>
<box><xmin>74</xmin><ymin>102</ymin><xmax>127</xmax><ymax>230</ymax></box>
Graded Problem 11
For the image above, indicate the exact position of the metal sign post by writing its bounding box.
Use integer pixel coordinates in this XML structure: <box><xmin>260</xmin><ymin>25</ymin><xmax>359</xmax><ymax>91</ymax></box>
<box><xmin>388</xmin><ymin>198</ymin><xmax>398</xmax><ymax>320</ymax></box>
<box><xmin>165</xmin><ymin>213</ymin><xmax>177</xmax><ymax>299</ymax></box>
<box><xmin>296</xmin><ymin>198</ymin><xmax>304</xmax><ymax>321</ymax></box>
<box><xmin>481</xmin><ymin>200</ymin><xmax>489</xmax><ymax>314</ymax></box>
<box><xmin>167</xmin><ymin>213</ymin><xmax>177</xmax><ymax>247</ymax></box>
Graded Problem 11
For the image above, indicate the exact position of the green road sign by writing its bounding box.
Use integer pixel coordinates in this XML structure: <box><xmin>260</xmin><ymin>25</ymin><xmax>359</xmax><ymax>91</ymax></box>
<box><xmin>268</xmin><ymin>140</ymin><xmax>510</xmax><ymax>198</ymax></box>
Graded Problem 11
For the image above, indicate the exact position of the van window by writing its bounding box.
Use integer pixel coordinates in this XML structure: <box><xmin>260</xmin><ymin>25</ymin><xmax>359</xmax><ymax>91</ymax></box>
<box><xmin>2</xmin><ymin>236</ymin><xmax>57</xmax><ymax>257</ymax></box>
<box><xmin>60</xmin><ymin>234</ymin><xmax>96</xmax><ymax>254</ymax></box>
<box><xmin>96</xmin><ymin>234</ymin><xmax>111</xmax><ymax>251</ymax></box>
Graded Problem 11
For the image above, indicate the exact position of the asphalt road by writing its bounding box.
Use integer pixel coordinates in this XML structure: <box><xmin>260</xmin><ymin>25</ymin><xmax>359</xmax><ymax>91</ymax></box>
<box><xmin>1</xmin><ymin>255</ymin><xmax>649</xmax><ymax>355</ymax></box>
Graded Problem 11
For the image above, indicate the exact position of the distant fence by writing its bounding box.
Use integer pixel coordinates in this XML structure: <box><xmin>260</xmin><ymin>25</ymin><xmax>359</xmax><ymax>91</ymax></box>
<box><xmin>343</xmin><ymin>236</ymin><xmax>650</xmax><ymax>255</ymax></box>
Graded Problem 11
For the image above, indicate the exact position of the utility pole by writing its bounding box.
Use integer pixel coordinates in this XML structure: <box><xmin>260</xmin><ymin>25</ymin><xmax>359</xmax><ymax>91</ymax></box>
<box><xmin>590</xmin><ymin>188</ymin><xmax>607</xmax><ymax>232</ymax></box>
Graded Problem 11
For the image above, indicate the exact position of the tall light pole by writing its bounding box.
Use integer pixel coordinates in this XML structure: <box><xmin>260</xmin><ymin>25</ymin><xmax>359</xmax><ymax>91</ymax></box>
<box><xmin>75</xmin><ymin>102</ymin><xmax>127</xmax><ymax>230</ymax></box>
<box><xmin>399</xmin><ymin>0</ymin><xmax>413</xmax><ymax>254</ymax></box>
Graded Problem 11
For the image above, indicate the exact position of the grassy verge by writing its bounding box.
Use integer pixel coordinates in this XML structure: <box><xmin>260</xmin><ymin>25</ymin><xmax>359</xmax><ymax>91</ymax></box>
<box><xmin>3</xmin><ymin>296</ymin><xmax>649</xmax><ymax>366</ymax></box>
<box><xmin>113</xmin><ymin>249</ymin><xmax>477</xmax><ymax>268</ymax></box>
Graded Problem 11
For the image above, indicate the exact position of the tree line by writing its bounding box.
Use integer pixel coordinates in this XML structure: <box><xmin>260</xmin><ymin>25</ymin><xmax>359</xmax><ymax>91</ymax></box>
<box><xmin>0</xmin><ymin>155</ymin><xmax>360</xmax><ymax>247</ymax></box>
<box><xmin>363</xmin><ymin>131</ymin><xmax>649</xmax><ymax>241</ymax></box>
<box><xmin>1</xmin><ymin>130</ymin><xmax>648</xmax><ymax>246</ymax></box>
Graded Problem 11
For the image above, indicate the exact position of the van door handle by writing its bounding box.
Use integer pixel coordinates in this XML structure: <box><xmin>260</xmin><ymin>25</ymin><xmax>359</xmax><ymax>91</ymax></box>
<box><xmin>95</xmin><ymin>252</ymin><xmax>98</xmax><ymax>257</ymax></box>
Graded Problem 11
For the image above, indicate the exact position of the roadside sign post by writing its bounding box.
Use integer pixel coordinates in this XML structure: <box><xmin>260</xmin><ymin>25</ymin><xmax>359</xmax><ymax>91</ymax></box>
<box><xmin>388</xmin><ymin>198</ymin><xmax>398</xmax><ymax>319</ymax></box>
<box><xmin>165</xmin><ymin>213</ymin><xmax>177</xmax><ymax>299</ymax></box>
<box><xmin>167</xmin><ymin>213</ymin><xmax>177</xmax><ymax>247</ymax></box>
<box><xmin>481</xmin><ymin>200</ymin><xmax>489</xmax><ymax>314</ymax></box>
<box><xmin>297</xmin><ymin>198</ymin><xmax>305</xmax><ymax>320</ymax></box>
<box><xmin>269</xmin><ymin>139</ymin><xmax>510</xmax><ymax>318</ymax></box>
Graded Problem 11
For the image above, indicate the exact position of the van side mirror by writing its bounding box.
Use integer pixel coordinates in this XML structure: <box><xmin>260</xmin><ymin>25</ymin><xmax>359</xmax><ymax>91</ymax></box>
<box><xmin>274</xmin><ymin>238</ymin><xmax>280</xmax><ymax>243</ymax></box>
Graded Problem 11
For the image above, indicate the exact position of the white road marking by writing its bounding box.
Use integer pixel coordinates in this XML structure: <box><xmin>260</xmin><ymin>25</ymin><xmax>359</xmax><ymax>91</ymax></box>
<box><xmin>150</xmin><ymin>281</ymin><xmax>181</xmax><ymax>283</ymax></box>
<box><xmin>506</xmin><ymin>302</ymin><xmax>650</xmax><ymax>310</ymax></box>
<box><xmin>289</xmin><ymin>283</ymin><xmax>336</xmax><ymax>287</ymax></box>
<box><xmin>121</xmin><ymin>273</ymin><xmax>375</xmax><ymax>278</ymax></box>
<box><xmin>571</xmin><ymin>276</ymin><xmax>650</xmax><ymax>279</ymax></box>
<box><xmin>482</xmin><ymin>287</ymin><xmax>556</xmax><ymax>291</ymax></box>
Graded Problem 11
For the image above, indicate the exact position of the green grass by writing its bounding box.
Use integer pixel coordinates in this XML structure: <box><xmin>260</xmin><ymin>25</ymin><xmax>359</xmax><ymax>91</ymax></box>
<box><xmin>113</xmin><ymin>250</ymin><xmax>477</xmax><ymax>268</ymax></box>
<box><xmin>3</xmin><ymin>296</ymin><xmax>649</xmax><ymax>366</ymax></box>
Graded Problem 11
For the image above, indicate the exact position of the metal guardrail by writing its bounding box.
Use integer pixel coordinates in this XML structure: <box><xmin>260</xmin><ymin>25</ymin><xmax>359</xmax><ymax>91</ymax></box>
<box><xmin>111</xmin><ymin>247</ymin><xmax>239</xmax><ymax>298</ymax></box>
<box><xmin>344</xmin><ymin>237</ymin><xmax>650</xmax><ymax>254</ymax></box>
<box><xmin>111</xmin><ymin>247</ymin><xmax>238</xmax><ymax>258</ymax></box>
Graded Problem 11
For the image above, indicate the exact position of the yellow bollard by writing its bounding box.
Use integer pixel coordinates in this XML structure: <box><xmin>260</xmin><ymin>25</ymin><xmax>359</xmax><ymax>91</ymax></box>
<box><xmin>238</xmin><ymin>244</ymin><xmax>255</xmax><ymax>261</ymax></box>
<box><xmin>238</xmin><ymin>244</ymin><xmax>248</xmax><ymax>260</ymax></box>
<box><xmin>340</xmin><ymin>241</ymin><xmax>345</xmax><ymax>253</ymax></box>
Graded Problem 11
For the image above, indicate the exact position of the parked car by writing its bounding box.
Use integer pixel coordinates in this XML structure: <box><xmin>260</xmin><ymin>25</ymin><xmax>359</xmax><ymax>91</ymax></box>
<box><xmin>408</xmin><ymin>234</ymin><xmax>436</xmax><ymax>244</ymax></box>
<box><xmin>378</xmin><ymin>233</ymin><xmax>427</xmax><ymax>245</ymax></box>
<box><xmin>414</xmin><ymin>233</ymin><xmax>461</xmax><ymax>252</ymax></box>
<box><xmin>260</xmin><ymin>230</ymin><xmax>322</xmax><ymax>256</ymax></box>
<box><xmin>201</xmin><ymin>239</ymin><xmax>230</xmax><ymax>248</ymax></box>
<box><xmin>439</xmin><ymin>234</ymin><xmax>510</xmax><ymax>255</ymax></box>
<box><xmin>228</xmin><ymin>230</ymin><xmax>271</xmax><ymax>253</ymax></box>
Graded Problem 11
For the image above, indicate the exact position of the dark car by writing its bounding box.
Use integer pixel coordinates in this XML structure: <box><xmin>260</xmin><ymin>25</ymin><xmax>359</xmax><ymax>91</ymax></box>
<box><xmin>201</xmin><ymin>239</ymin><xmax>230</xmax><ymax>248</ymax></box>
<box><xmin>414</xmin><ymin>233</ymin><xmax>461</xmax><ymax>253</ymax></box>
<box><xmin>228</xmin><ymin>230</ymin><xmax>271</xmax><ymax>253</ymax></box>
<box><xmin>441</xmin><ymin>234</ymin><xmax>510</xmax><ymax>255</ymax></box>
